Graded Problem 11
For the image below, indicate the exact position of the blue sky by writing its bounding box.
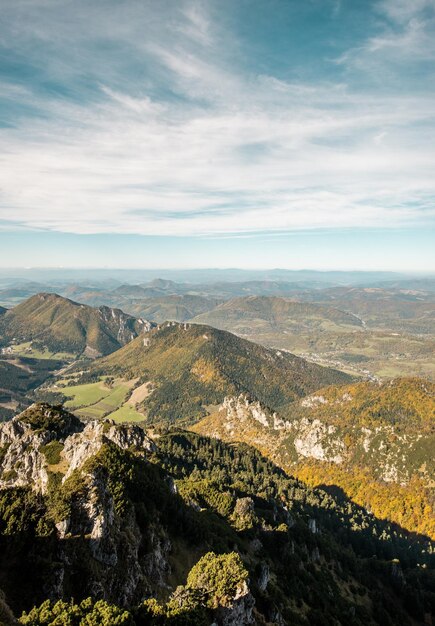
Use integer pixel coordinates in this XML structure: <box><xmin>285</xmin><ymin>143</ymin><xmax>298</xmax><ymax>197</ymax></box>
<box><xmin>0</xmin><ymin>0</ymin><xmax>434</xmax><ymax>269</ymax></box>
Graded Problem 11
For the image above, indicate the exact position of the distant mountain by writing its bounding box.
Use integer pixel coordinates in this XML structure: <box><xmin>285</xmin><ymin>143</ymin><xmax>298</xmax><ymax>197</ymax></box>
<box><xmin>0</xmin><ymin>293</ymin><xmax>153</xmax><ymax>357</ymax></box>
<box><xmin>182</xmin><ymin>280</ymin><xmax>334</xmax><ymax>297</ymax></box>
<box><xmin>374</xmin><ymin>277</ymin><xmax>435</xmax><ymax>292</ymax></box>
<box><xmin>0</xmin><ymin>282</ymin><xmax>55</xmax><ymax>308</ymax></box>
<box><xmin>88</xmin><ymin>321</ymin><xmax>351</xmax><ymax>424</ymax></box>
<box><xmin>146</xmin><ymin>278</ymin><xmax>178</xmax><ymax>290</ymax></box>
<box><xmin>185</xmin><ymin>293</ymin><xmax>435</xmax><ymax>380</ymax></box>
<box><xmin>127</xmin><ymin>294</ymin><xmax>223</xmax><ymax>322</ymax></box>
<box><xmin>193</xmin><ymin>376</ymin><xmax>435</xmax><ymax>539</ymax></box>
<box><xmin>112</xmin><ymin>284</ymin><xmax>166</xmax><ymax>298</ymax></box>
<box><xmin>300</xmin><ymin>287</ymin><xmax>435</xmax><ymax>334</ymax></box>
<box><xmin>0</xmin><ymin>403</ymin><xmax>433</xmax><ymax>625</ymax></box>
<box><xmin>0</xmin><ymin>267</ymin><xmax>414</xmax><ymax>286</ymax></box>
<box><xmin>301</xmin><ymin>285</ymin><xmax>435</xmax><ymax>304</ymax></box>
<box><xmin>191</xmin><ymin>295</ymin><xmax>363</xmax><ymax>335</ymax></box>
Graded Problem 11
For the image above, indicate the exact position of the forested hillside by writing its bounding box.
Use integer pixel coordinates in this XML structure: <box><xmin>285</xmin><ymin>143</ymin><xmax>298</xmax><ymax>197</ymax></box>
<box><xmin>193</xmin><ymin>377</ymin><xmax>435</xmax><ymax>539</ymax></box>
<box><xmin>0</xmin><ymin>293</ymin><xmax>153</xmax><ymax>357</ymax></box>
<box><xmin>0</xmin><ymin>404</ymin><xmax>434</xmax><ymax>625</ymax></box>
<box><xmin>87</xmin><ymin>321</ymin><xmax>351</xmax><ymax>423</ymax></box>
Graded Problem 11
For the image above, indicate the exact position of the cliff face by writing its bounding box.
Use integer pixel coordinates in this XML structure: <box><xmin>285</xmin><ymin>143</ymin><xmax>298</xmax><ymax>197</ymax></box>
<box><xmin>0</xmin><ymin>404</ymin><xmax>168</xmax><ymax>608</ymax></box>
<box><xmin>195</xmin><ymin>389</ymin><xmax>435</xmax><ymax>486</ymax></box>
<box><xmin>0</xmin><ymin>404</ymin><xmax>155</xmax><ymax>494</ymax></box>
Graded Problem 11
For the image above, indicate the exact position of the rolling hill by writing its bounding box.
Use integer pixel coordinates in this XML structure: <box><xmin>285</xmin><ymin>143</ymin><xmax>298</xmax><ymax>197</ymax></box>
<box><xmin>300</xmin><ymin>287</ymin><xmax>435</xmax><ymax>333</ymax></box>
<box><xmin>189</xmin><ymin>294</ymin><xmax>435</xmax><ymax>381</ymax></box>
<box><xmin>0</xmin><ymin>293</ymin><xmax>153</xmax><ymax>357</ymax></box>
<box><xmin>78</xmin><ymin>321</ymin><xmax>352</xmax><ymax>424</ymax></box>
<box><xmin>191</xmin><ymin>295</ymin><xmax>363</xmax><ymax>334</ymax></box>
<box><xmin>126</xmin><ymin>294</ymin><xmax>223</xmax><ymax>322</ymax></box>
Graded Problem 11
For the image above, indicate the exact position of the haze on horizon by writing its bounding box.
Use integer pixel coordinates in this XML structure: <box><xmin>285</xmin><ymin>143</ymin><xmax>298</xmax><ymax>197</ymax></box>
<box><xmin>0</xmin><ymin>0</ymin><xmax>434</xmax><ymax>270</ymax></box>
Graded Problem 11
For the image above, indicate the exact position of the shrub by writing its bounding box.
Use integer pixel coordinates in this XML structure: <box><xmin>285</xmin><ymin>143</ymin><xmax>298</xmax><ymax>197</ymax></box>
<box><xmin>40</xmin><ymin>441</ymin><xmax>63</xmax><ymax>466</ymax></box>
<box><xmin>186</xmin><ymin>551</ymin><xmax>248</xmax><ymax>608</ymax></box>
<box><xmin>19</xmin><ymin>598</ymin><xmax>134</xmax><ymax>625</ymax></box>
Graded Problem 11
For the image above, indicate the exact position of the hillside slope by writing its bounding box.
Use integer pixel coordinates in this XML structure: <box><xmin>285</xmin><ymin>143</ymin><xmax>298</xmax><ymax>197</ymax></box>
<box><xmin>0</xmin><ymin>403</ymin><xmax>434</xmax><ymax>625</ymax></box>
<box><xmin>190</xmin><ymin>294</ymin><xmax>435</xmax><ymax>381</ymax></box>
<box><xmin>87</xmin><ymin>321</ymin><xmax>351</xmax><ymax>424</ymax></box>
<box><xmin>191</xmin><ymin>295</ymin><xmax>363</xmax><ymax>333</ymax></box>
<box><xmin>125</xmin><ymin>294</ymin><xmax>223</xmax><ymax>323</ymax></box>
<box><xmin>0</xmin><ymin>293</ymin><xmax>153</xmax><ymax>357</ymax></box>
<box><xmin>193</xmin><ymin>377</ymin><xmax>435</xmax><ymax>538</ymax></box>
<box><xmin>300</xmin><ymin>287</ymin><xmax>435</xmax><ymax>334</ymax></box>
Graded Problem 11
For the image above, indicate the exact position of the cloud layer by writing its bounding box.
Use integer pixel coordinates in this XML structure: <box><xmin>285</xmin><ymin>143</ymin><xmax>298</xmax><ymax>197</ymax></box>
<box><xmin>0</xmin><ymin>0</ymin><xmax>434</xmax><ymax>236</ymax></box>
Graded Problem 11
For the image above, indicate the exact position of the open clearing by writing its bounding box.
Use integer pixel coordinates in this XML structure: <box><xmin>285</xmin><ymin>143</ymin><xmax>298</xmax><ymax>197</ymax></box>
<box><xmin>63</xmin><ymin>381</ymin><xmax>112</xmax><ymax>408</ymax></box>
<box><xmin>62</xmin><ymin>378</ymin><xmax>141</xmax><ymax>421</ymax></box>
<box><xmin>128</xmin><ymin>381</ymin><xmax>152</xmax><ymax>404</ymax></box>
<box><xmin>107</xmin><ymin>404</ymin><xmax>146</xmax><ymax>423</ymax></box>
<box><xmin>9</xmin><ymin>342</ymin><xmax>74</xmax><ymax>361</ymax></box>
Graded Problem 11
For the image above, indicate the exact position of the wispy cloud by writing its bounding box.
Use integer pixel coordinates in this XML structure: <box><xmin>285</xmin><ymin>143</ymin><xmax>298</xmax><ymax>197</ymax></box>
<box><xmin>0</xmin><ymin>0</ymin><xmax>434</xmax><ymax>236</ymax></box>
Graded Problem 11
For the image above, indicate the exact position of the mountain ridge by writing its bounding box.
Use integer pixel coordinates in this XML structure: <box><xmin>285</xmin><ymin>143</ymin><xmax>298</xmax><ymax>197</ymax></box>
<box><xmin>86</xmin><ymin>320</ymin><xmax>352</xmax><ymax>424</ymax></box>
<box><xmin>192</xmin><ymin>376</ymin><xmax>435</xmax><ymax>539</ymax></box>
<box><xmin>0</xmin><ymin>293</ymin><xmax>154</xmax><ymax>357</ymax></box>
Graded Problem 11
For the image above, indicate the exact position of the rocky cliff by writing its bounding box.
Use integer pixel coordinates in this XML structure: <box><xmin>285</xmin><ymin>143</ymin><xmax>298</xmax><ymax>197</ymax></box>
<box><xmin>192</xmin><ymin>378</ymin><xmax>435</xmax><ymax>539</ymax></box>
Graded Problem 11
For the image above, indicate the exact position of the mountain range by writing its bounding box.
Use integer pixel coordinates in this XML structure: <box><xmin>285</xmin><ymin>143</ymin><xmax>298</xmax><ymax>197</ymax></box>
<box><xmin>88</xmin><ymin>320</ymin><xmax>351</xmax><ymax>424</ymax></box>
<box><xmin>2</xmin><ymin>278</ymin><xmax>433</xmax><ymax>381</ymax></box>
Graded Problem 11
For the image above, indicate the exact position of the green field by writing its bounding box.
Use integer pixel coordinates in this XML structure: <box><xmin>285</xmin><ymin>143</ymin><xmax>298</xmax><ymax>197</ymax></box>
<box><xmin>107</xmin><ymin>403</ymin><xmax>146</xmax><ymax>423</ymax></box>
<box><xmin>61</xmin><ymin>378</ymin><xmax>140</xmax><ymax>420</ymax></box>
<box><xmin>9</xmin><ymin>341</ymin><xmax>74</xmax><ymax>361</ymax></box>
<box><xmin>63</xmin><ymin>381</ymin><xmax>111</xmax><ymax>408</ymax></box>
<box><xmin>83</xmin><ymin>384</ymin><xmax>130</xmax><ymax>415</ymax></box>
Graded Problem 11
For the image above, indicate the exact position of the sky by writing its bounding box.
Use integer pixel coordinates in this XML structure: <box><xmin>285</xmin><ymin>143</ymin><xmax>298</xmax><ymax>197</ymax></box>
<box><xmin>0</xmin><ymin>0</ymin><xmax>434</xmax><ymax>270</ymax></box>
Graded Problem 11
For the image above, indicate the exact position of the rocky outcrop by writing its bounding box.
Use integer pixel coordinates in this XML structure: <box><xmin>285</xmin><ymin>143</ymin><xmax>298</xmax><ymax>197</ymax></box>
<box><xmin>214</xmin><ymin>580</ymin><xmax>255</xmax><ymax>625</ymax></box>
<box><xmin>98</xmin><ymin>306</ymin><xmax>154</xmax><ymax>346</ymax></box>
<box><xmin>62</xmin><ymin>420</ymin><xmax>155</xmax><ymax>480</ymax></box>
<box><xmin>0</xmin><ymin>418</ymin><xmax>51</xmax><ymax>492</ymax></box>
<box><xmin>0</xmin><ymin>405</ymin><xmax>155</xmax><ymax>494</ymax></box>
<box><xmin>0</xmin><ymin>404</ymin><xmax>169</xmax><ymax>608</ymax></box>
<box><xmin>199</xmin><ymin>390</ymin><xmax>435</xmax><ymax>499</ymax></box>
<box><xmin>291</xmin><ymin>418</ymin><xmax>346</xmax><ymax>464</ymax></box>
<box><xmin>54</xmin><ymin>466</ymin><xmax>172</xmax><ymax>605</ymax></box>
<box><xmin>257</xmin><ymin>564</ymin><xmax>270</xmax><ymax>592</ymax></box>
<box><xmin>219</xmin><ymin>395</ymin><xmax>289</xmax><ymax>432</ymax></box>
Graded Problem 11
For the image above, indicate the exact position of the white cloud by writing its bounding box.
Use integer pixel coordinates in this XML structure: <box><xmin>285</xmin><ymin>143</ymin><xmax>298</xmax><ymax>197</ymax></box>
<box><xmin>377</xmin><ymin>0</ymin><xmax>435</xmax><ymax>24</ymax></box>
<box><xmin>0</xmin><ymin>0</ymin><xmax>434</xmax><ymax>237</ymax></box>
<box><xmin>336</xmin><ymin>0</ymin><xmax>435</xmax><ymax>70</ymax></box>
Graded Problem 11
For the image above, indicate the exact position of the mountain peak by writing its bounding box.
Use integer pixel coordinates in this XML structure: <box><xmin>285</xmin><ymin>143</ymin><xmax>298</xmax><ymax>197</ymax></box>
<box><xmin>0</xmin><ymin>293</ymin><xmax>154</xmax><ymax>357</ymax></box>
<box><xmin>88</xmin><ymin>320</ymin><xmax>352</xmax><ymax>425</ymax></box>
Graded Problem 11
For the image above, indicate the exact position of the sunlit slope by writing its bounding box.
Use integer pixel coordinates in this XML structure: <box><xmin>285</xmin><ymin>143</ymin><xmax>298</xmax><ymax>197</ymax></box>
<box><xmin>193</xmin><ymin>376</ymin><xmax>435</xmax><ymax>538</ymax></box>
<box><xmin>0</xmin><ymin>293</ymin><xmax>151</xmax><ymax>356</ymax></box>
<box><xmin>89</xmin><ymin>321</ymin><xmax>352</xmax><ymax>424</ymax></box>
